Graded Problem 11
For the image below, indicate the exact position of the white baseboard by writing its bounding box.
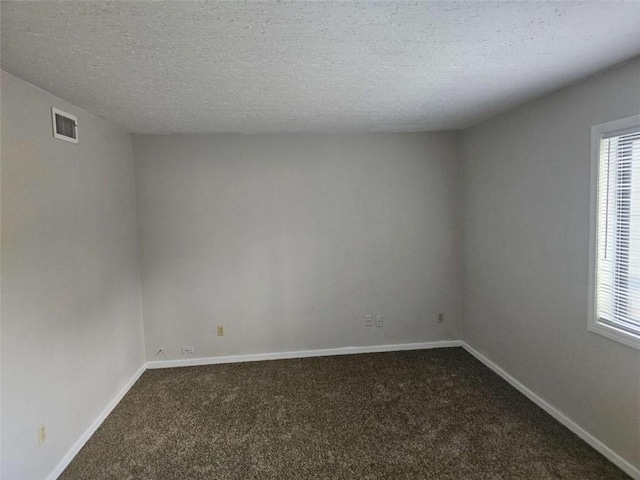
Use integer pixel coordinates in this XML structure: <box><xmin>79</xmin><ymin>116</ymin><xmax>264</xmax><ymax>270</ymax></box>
<box><xmin>47</xmin><ymin>340</ymin><xmax>638</xmax><ymax>480</ymax></box>
<box><xmin>46</xmin><ymin>340</ymin><xmax>459</xmax><ymax>479</ymax></box>
<box><xmin>146</xmin><ymin>340</ymin><xmax>462</xmax><ymax>369</ymax></box>
<box><xmin>47</xmin><ymin>363</ymin><xmax>147</xmax><ymax>480</ymax></box>
<box><xmin>460</xmin><ymin>341</ymin><xmax>640</xmax><ymax>480</ymax></box>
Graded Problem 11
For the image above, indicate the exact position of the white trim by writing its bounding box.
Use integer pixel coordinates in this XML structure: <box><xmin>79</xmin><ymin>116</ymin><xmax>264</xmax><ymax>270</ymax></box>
<box><xmin>146</xmin><ymin>340</ymin><xmax>462</xmax><ymax>369</ymax></box>
<box><xmin>45</xmin><ymin>341</ymin><xmax>459</xmax><ymax>479</ymax></box>
<box><xmin>588</xmin><ymin>320</ymin><xmax>640</xmax><ymax>351</ymax></box>
<box><xmin>46</xmin><ymin>340</ymin><xmax>638</xmax><ymax>480</ymax></box>
<box><xmin>588</xmin><ymin>114</ymin><xmax>640</xmax><ymax>351</ymax></box>
<box><xmin>51</xmin><ymin>107</ymin><xmax>79</xmax><ymax>143</ymax></box>
<box><xmin>46</xmin><ymin>364</ymin><xmax>147</xmax><ymax>480</ymax></box>
<box><xmin>460</xmin><ymin>342</ymin><xmax>640</xmax><ymax>480</ymax></box>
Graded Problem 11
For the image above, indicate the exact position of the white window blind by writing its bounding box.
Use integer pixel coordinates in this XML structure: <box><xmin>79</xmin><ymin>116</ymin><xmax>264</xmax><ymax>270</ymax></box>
<box><xmin>596</xmin><ymin>126</ymin><xmax>640</xmax><ymax>338</ymax></box>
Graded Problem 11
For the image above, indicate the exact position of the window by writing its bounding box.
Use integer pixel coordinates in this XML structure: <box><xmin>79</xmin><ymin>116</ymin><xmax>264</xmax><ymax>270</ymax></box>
<box><xmin>589</xmin><ymin>115</ymin><xmax>640</xmax><ymax>349</ymax></box>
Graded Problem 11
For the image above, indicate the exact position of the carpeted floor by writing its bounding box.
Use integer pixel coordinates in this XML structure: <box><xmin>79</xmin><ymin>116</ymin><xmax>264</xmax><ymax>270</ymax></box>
<box><xmin>60</xmin><ymin>348</ymin><xmax>630</xmax><ymax>479</ymax></box>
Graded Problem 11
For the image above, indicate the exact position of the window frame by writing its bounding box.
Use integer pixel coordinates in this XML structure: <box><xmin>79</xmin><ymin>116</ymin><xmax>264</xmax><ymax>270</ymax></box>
<box><xmin>588</xmin><ymin>114</ymin><xmax>640</xmax><ymax>350</ymax></box>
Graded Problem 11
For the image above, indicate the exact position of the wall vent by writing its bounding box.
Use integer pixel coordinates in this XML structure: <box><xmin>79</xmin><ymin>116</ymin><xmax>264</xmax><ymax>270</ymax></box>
<box><xmin>51</xmin><ymin>107</ymin><xmax>78</xmax><ymax>143</ymax></box>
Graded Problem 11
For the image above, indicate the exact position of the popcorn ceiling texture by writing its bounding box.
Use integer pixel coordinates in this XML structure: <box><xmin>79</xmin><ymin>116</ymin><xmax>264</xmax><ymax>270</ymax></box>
<box><xmin>1</xmin><ymin>1</ymin><xmax>640</xmax><ymax>134</ymax></box>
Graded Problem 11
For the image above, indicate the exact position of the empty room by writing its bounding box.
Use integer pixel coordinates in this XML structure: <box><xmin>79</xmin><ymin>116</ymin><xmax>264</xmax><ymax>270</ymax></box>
<box><xmin>1</xmin><ymin>1</ymin><xmax>640</xmax><ymax>479</ymax></box>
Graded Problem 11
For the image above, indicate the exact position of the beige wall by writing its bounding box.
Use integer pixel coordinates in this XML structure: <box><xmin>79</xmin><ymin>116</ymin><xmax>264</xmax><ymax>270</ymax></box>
<box><xmin>133</xmin><ymin>132</ymin><xmax>461</xmax><ymax>361</ymax></box>
<box><xmin>0</xmin><ymin>71</ymin><xmax>145</xmax><ymax>479</ymax></box>
<box><xmin>461</xmin><ymin>58</ymin><xmax>640</xmax><ymax>469</ymax></box>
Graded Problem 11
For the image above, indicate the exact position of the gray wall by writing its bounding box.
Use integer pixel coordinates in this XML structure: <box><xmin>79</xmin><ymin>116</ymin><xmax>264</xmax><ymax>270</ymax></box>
<box><xmin>133</xmin><ymin>133</ymin><xmax>461</xmax><ymax>361</ymax></box>
<box><xmin>461</xmin><ymin>58</ymin><xmax>640</xmax><ymax>469</ymax></box>
<box><xmin>1</xmin><ymin>71</ymin><xmax>145</xmax><ymax>479</ymax></box>
<box><xmin>5</xmin><ymin>53</ymin><xmax>637</xmax><ymax>478</ymax></box>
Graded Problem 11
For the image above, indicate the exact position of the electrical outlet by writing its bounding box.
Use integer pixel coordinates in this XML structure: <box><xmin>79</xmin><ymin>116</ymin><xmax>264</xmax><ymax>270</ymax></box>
<box><xmin>217</xmin><ymin>325</ymin><xmax>225</xmax><ymax>336</ymax></box>
<box><xmin>437</xmin><ymin>312</ymin><xmax>445</xmax><ymax>323</ymax></box>
<box><xmin>375</xmin><ymin>315</ymin><xmax>383</xmax><ymax>327</ymax></box>
<box><xmin>181</xmin><ymin>346</ymin><xmax>195</xmax><ymax>354</ymax></box>
<box><xmin>38</xmin><ymin>424</ymin><xmax>46</xmax><ymax>444</ymax></box>
<box><xmin>365</xmin><ymin>315</ymin><xmax>373</xmax><ymax>327</ymax></box>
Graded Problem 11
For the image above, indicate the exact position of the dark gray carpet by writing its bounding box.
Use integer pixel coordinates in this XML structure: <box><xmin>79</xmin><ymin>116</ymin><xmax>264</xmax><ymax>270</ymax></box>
<box><xmin>60</xmin><ymin>348</ymin><xmax>630</xmax><ymax>479</ymax></box>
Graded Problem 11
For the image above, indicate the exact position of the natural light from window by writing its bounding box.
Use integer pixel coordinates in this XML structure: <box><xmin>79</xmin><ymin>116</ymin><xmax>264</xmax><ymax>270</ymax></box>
<box><xmin>590</xmin><ymin>115</ymin><xmax>640</xmax><ymax>349</ymax></box>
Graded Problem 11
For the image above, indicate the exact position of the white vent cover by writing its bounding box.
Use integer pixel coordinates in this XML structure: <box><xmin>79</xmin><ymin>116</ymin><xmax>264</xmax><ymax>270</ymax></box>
<box><xmin>51</xmin><ymin>107</ymin><xmax>78</xmax><ymax>143</ymax></box>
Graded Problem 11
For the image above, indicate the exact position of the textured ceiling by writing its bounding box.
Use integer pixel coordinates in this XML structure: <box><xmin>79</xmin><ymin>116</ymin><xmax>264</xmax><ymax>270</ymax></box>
<box><xmin>2</xmin><ymin>1</ymin><xmax>640</xmax><ymax>134</ymax></box>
